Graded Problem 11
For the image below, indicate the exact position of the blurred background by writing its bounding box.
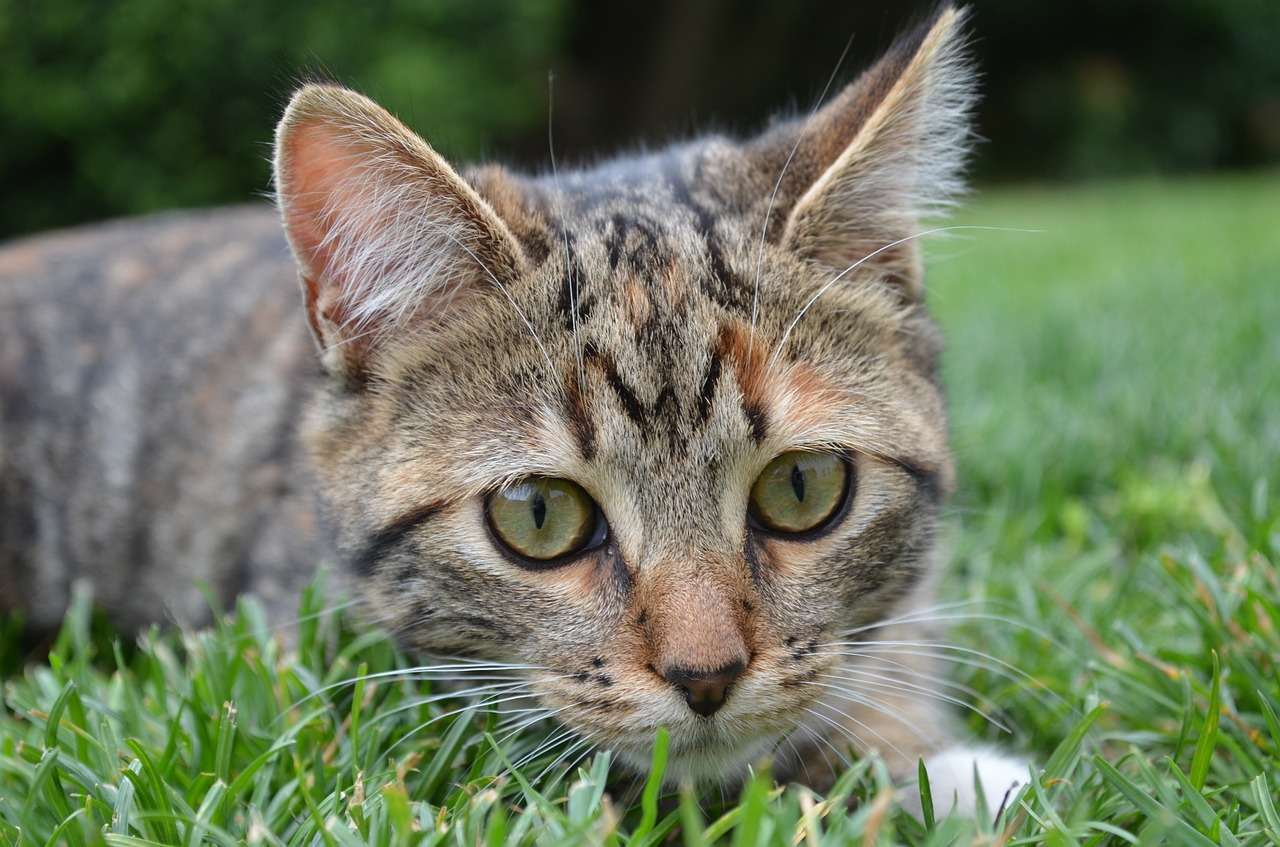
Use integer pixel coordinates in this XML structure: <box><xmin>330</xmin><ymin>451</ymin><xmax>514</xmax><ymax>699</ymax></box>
<box><xmin>2</xmin><ymin>0</ymin><xmax>1277</xmax><ymax>240</ymax></box>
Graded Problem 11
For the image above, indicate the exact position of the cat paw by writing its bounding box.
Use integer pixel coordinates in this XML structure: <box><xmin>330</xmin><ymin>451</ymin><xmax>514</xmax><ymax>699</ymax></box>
<box><xmin>901</xmin><ymin>746</ymin><xmax>1029</xmax><ymax>822</ymax></box>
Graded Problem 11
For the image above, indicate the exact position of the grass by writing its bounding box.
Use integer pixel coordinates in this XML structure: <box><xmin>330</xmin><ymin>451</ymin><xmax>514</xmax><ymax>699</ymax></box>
<box><xmin>2</xmin><ymin>171</ymin><xmax>1279</xmax><ymax>845</ymax></box>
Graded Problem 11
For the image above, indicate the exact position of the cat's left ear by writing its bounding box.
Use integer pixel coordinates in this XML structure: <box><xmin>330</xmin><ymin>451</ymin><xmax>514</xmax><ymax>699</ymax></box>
<box><xmin>771</xmin><ymin>5</ymin><xmax>976</xmax><ymax>299</ymax></box>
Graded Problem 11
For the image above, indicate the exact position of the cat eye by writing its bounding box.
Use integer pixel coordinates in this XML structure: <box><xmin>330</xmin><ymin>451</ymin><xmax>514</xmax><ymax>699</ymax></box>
<box><xmin>486</xmin><ymin>477</ymin><xmax>606</xmax><ymax>564</ymax></box>
<box><xmin>748</xmin><ymin>451</ymin><xmax>850</xmax><ymax>535</ymax></box>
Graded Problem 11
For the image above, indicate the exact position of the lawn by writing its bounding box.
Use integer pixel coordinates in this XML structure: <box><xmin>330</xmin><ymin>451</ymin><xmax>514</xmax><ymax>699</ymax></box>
<box><xmin>2</xmin><ymin>172</ymin><xmax>1278</xmax><ymax>845</ymax></box>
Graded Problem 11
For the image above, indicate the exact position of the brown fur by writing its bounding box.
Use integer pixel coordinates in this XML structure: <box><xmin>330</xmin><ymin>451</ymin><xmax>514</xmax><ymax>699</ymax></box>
<box><xmin>0</xmin><ymin>6</ymin><xmax>1019</xmax><ymax>799</ymax></box>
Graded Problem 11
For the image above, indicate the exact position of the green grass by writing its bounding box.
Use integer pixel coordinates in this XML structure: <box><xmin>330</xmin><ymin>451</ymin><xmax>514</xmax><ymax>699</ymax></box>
<box><xmin>3</xmin><ymin>172</ymin><xmax>1279</xmax><ymax>845</ymax></box>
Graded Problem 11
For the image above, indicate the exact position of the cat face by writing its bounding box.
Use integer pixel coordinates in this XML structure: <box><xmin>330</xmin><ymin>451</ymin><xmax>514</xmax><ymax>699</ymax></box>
<box><xmin>276</xmin><ymin>6</ymin><xmax>974</xmax><ymax>783</ymax></box>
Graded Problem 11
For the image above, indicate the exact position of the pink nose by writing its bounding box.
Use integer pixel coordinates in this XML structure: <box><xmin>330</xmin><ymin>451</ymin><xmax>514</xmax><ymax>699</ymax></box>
<box><xmin>663</xmin><ymin>660</ymin><xmax>746</xmax><ymax>717</ymax></box>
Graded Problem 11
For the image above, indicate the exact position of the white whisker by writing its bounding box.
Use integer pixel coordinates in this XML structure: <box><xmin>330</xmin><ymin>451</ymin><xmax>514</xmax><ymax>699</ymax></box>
<box><xmin>383</xmin><ymin>688</ymin><xmax>551</xmax><ymax>758</ymax></box>
<box><xmin>546</xmin><ymin>71</ymin><xmax>584</xmax><ymax>391</ymax></box>
<box><xmin>509</xmin><ymin>723</ymin><xmax>580</xmax><ymax>773</ymax></box>
<box><xmin>535</xmin><ymin>739</ymin><xmax>596</xmax><ymax>788</ymax></box>
<box><xmin>767</xmin><ymin>226</ymin><xmax>1041</xmax><ymax>374</ymax></box>
<box><xmin>365</xmin><ymin>682</ymin><xmax>537</xmax><ymax>729</ymax></box>
<box><xmin>801</xmin><ymin>697</ymin><xmax>912</xmax><ymax>764</ymax></box>
<box><xmin>750</xmin><ymin>31</ymin><xmax>858</xmax><ymax>358</ymax></box>
<box><xmin>493</xmin><ymin>703</ymin><xmax>574</xmax><ymax>748</ymax></box>
<box><xmin>281</xmin><ymin>661</ymin><xmax>535</xmax><ymax>719</ymax></box>
<box><xmin>442</xmin><ymin>231</ymin><xmax>567</xmax><ymax>402</ymax></box>
<box><xmin>780</xmin><ymin>720</ymin><xmax>855</xmax><ymax>779</ymax></box>
<box><xmin>808</xmin><ymin>672</ymin><xmax>1011</xmax><ymax>733</ymax></box>
<box><xmin>828</xmin><ymin>640</ymin><xmax>1039</xmax><ymax>682</ymax></box>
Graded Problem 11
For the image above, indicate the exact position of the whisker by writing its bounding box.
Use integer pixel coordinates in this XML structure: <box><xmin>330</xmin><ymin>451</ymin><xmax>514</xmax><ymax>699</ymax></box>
<box><xmin>276</xmin><ymin>663</ymin><xmax>538</xmax><ymax>734</ymax></box>
<box><xmin>537</xmin><ymin>739</ymin><xmax>596</xmax><ymax>787</ymax></box>
<box><xmin>493</xmin><ymin>703</ymin><xmax>574</xmax><ymax>747</ymax></box>
<box><xmin>808</xmin><ymin>672</ymin><xmax>1011</xmax><ymax>733</ymax></box>
<box><xmin>291</xmin><ymin>658</ymin><xmax>539</xmax><ymax>699</ymax></box>
<box><xmin>364</xmin><ymin>682</ymin><xmax>537</xmax><ymax>729</ymax></box>
<box><xmin>816</xmin><ymin>666</ymin><xmax>980</xmax><ymax>711</ymax></box>
<box><xmin>491</xmin><ymin>725</ymin><xmax>592</xmax><ymax>788</ymax></box>
<box><xmin>826</xmin><ymin>640</ymin><xmax>1068</xmax><ymax>715</ymax></box>
<box><xmin>442</xmin><ymin>230</ymin><xmax>567</xmax><ymax>402</ymax></box>
<box><xmin>780</xmin><ymin>720</ymin><xmax>855</xmax><ymax>780</ymax></box>
<box><xmin>829</xmin><ymin>642</ymin><xmax>1036</xmax><ymax>685</ymax></box>
<box><xmin>834</xmin><ymin>598</ymin><xmax>992</xmax><ymax>634</ymax></box>
<box><xmin>382</xmin><ymin>688</ymin><xmax>551</xmax><ymax>758</ymax></box>
<box><xmin>834</xmin><ymin>600</ymin><xmax>1057</xmax><ymax>641</ymax></box>
<box><xmin>546</xmin><ymin>71</ymin><xmax>584</xmax><ymax>392</ymax></box>
<box><xmin>509</xmin><ymin>723</ymin><xmax>581</xmax><ymax>773</ymax></box>
<box><xmin>767</xmin><ymin>226</ymin><xmax>1041</xmax><ymax>374</ymax></box>
<box><xmin>801</xmin><ymin>698</ymin><xmax>911</xmax><ymax>764</ymax></box>
<box><xmin>366</xmin><ymin>690</ymin><xmax>535</xmax><ymax>742</ymax></box>
<box><xmin>374</xmin><ymin>666</ymin><xmax>589</xmax><ymax>736</ymax></box>
<box><xmin>810</xmin><ymin>684</ymin><xmax>960</xmax><ymax>763</ymax></box>
<box><xmin>824</xmin><ymin>652</ymin><xmax>1002</xmax><ymax>701</ymax></box>
<box><xmin>552</xmin><ymin>747</ymin><xmax>596</xmax><ymax>788</ymax></box>
<box><xmin>749</xmin><ymin>31</ymin><xmax>859</xmax><ymax>358</ymax></box>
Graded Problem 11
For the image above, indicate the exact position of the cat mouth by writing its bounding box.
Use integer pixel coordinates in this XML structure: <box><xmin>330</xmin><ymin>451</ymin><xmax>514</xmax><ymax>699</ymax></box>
<box><xmin>573</xmin><ymin>701</ymin><xmax>807</xmax><ymax>784</ymax></box>
<box><xmin>534</xmin><ymin>653</ymin><xmax>835</xmax><ymax>783</ymax></box>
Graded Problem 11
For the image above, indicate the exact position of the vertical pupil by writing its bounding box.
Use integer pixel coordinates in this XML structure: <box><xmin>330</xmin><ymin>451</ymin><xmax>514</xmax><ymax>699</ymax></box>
<box><xmin>532</xmin><ymin>492</ymin><xmax>547</xmax><ymax>529</ymax></box>
<box><xmin>790</xmin><ymin>463</ymin><xmax>806</xmax><ymax>502</ymax></box>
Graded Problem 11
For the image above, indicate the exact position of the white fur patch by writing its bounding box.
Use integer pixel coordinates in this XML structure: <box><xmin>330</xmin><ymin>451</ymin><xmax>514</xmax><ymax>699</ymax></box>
<box><xmin>902</xmin><ymin>745</ymin><xmax>1029</xmax><ymax>822</ymax></box>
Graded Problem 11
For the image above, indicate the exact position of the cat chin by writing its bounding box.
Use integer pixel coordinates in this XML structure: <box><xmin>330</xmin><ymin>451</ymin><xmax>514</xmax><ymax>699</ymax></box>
<box><xmin>900</xmin><ymin>745</ymin><xmax>1029</xmax><ymax>822</ymax></box>
<box><xmin>612</xmin><ymin>736</ymin><xmax>777</xmax><ymax>786</ymax></box>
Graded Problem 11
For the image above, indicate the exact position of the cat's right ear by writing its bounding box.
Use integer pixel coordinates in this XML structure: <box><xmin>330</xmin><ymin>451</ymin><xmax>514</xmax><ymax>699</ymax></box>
<box><xmin>274</xmin><ymin>84</ymin><xmax>526</xmax><ymax>387</ymax></box>
<box><xmin>752</xmin><ymin>5</ymin><xmax>976</xmax><ymax>300</ymax></box>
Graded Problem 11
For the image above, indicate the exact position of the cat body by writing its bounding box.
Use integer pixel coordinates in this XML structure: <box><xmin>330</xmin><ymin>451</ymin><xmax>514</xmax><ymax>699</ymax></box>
<box><xmin>0</xmin><ymin>208</ymin><xmax>321</xmax><ymax>631</ymax></box>
<box><xmin>0</xmin><ymin>5</ymin><xmax>1024</xmax><ymax>815</ymax></box>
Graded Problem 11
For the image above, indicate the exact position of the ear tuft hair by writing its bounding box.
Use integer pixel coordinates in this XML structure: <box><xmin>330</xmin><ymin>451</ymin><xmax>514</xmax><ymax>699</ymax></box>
<box><xmin>766</xmin><ymin>5</ymin><xmax>979</xmax><ymax>296</ymax></box>
<box><xmin>274</xmin><ymin>84</ymin><xmax>525</xmax><ymax>384</ymax></box>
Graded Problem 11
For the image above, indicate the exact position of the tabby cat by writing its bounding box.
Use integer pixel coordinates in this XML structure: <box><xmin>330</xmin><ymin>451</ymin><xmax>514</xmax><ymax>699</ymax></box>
<box><xmin>0</xmin><ymin>5</ymin><xmax>1025</xmax><ymax>817</ymax></box>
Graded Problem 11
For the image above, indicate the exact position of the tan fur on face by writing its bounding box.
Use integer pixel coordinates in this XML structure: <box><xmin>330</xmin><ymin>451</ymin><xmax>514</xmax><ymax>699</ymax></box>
<box><xmin>638</xmin><ymin>554</ymin><xmax>755</xmax><ymax>674</ymax></box>
<box><xmin>269</xmin><ymin>4</ymin><xmax>978</xmax><ymax>790</ymax></box>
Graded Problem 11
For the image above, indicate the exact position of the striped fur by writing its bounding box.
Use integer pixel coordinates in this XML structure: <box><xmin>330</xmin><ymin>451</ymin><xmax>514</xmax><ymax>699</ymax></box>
<box><xmin>0</xmin><ymin>6</ymin><xmax>1024</xmax><ymax>813</ymax></box>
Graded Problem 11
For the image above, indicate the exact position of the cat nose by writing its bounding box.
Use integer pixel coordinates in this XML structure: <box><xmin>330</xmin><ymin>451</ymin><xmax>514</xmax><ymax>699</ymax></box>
<box><xmin>664</xmin><ymin>660</ymin><xmax>746</xmax><ymax>717</ymax></box>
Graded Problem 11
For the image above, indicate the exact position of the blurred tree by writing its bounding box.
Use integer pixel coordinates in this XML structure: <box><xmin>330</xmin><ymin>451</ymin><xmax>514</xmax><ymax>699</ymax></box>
<box><xmin>549</xmin><ymin>0</ymin><xmax>1280</xmax><ymax>180</ymax></box>
<box><xmin>971</xmin><ymin>0</ymin><xmax>1280</xmax><ymax>179</ymax></box>
<box><xmin>1</xmin><ymin>0</ymin><xmax>1276</xmax><ymax>240</ymax></box>
<box><xmin>0</xmin><ymin>0</ymin><xmax>569</xmax><ymax>237</ymax></box>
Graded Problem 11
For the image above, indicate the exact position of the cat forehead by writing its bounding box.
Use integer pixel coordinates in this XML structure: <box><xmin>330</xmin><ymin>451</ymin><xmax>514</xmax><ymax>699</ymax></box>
<box><xmin>552</xmin><ymin>138</ymin><xmax>763</xmax><ymax>211</ymax></box>
<box><xmin>468</xmin><ymin>143</ymin><xmax>918</xmax><ymax>461</ymax></box>
<box><xmin>515</xmin><ymin>139</ymin><xmax>774</xmax><ymax>272</ymax></box>
<box><xmin>515</xmin><ymin>153</ymin><xmax>793</xmax><ymax>417</ymax></box>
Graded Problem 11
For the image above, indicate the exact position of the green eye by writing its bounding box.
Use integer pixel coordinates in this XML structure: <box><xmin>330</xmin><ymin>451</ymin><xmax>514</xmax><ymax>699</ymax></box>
<box><xmin>487</xmin><ymin>477</ymin><xmax>604</xmax><ymax>563</ymax></box>
<box><xmin>748</xmin><ymin>451</ymin><xmax>850</xmax><ymax>534</ymax></box>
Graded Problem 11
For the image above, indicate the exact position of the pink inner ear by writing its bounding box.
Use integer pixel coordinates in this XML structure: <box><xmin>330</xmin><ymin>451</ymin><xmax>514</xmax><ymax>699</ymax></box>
<box><xmin>279</xmin><ymin>124</ymin><xmax>370</xmax><ymax>293</ymax></box>
<box><xmin>276</xmin><ymin>87</ymin><xmax>531</xmax><ymax>376</ymax></box>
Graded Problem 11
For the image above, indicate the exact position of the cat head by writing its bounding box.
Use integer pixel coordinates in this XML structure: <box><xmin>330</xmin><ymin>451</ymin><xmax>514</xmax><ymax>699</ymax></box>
<box><xmin>275</xmin><ymin>5</ymin><xmax>975</xmax><ymax>781</ymax></box>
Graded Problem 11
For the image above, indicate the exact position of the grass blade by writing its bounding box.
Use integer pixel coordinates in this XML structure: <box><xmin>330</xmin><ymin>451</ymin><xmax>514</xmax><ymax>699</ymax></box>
<box><xmin>1189</xmin><ymin>652</ymin><xmax>1221</xmax><ymax>792</ymax></box>
<box><xmin>629</xmin><ymin>727</ymin><xmax>670</xmax><ymax>847</ymax></box>
<box><xmin>1094</xmin><ymin>756</ymin><xmax>1218</xmax><ymax>847</ymax></box>
<box><xmin>917</xmin><ymin>757</ymin><xmax>936</xmax><ymax>829</ymax></box>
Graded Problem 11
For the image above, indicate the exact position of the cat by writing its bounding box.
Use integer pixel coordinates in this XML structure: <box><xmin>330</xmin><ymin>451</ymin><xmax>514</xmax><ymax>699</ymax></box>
<box><xmin>0</xmin><ymin>4</ymin><xmax>1026</xmax><ymax>818</ymax></box>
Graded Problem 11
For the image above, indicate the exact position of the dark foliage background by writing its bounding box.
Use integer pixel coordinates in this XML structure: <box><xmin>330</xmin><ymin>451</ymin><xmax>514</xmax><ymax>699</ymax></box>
<box><xmin>2</xmin><ymin>0</ymin><xmax>1277</xmax><ymax>239</ymax></box>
